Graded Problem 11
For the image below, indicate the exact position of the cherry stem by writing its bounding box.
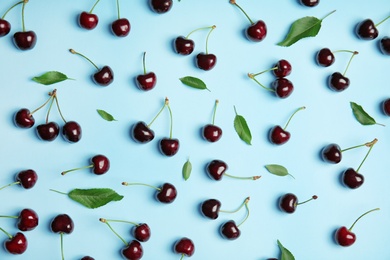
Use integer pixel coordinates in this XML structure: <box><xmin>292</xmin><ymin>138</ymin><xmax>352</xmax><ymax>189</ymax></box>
<box><xmin>356</xmin><ymin>138</ymin><xmax>378</xmax><ymax>172</ymax></box>
<box><xmin>61</xmin><ymin>165</ymin><xmax>94</xmax><ymax>175</ymax></box>
<box><xmin>142</xmin><ymin>52</ymin><xmax>147</xmax><ymax>75</ymax></box>
<box><xmin>0</xmin><ymin>181</ymin><xmax>19</xmax><ymax>191</ymax></box>
<box><xmin>321</xmin><ymin>10</ymin><xmax>336</xmax><ymax>21</ymax></box>
<box><xmin>147</xmin><ymin>100</ymin><xmax>167</xmax><ymax>127</ymax></box>
<box><xmin>1</xmin><ymin>1</ymin><xmax>24</xmax><ymax>19</ymax></box>
<box><xmin>230</xmin><ymin>0</ymin><xmax>253</xmax><ymax>25</ymax></box>
<box><xmin>21</xmin><ymin>0</ymin><xmax>28</xmax><ymax>32</ymax></box>
<box><xmin>375</xmin><ymin>15</ymin><xmax>390</xmax><ymax>27</ymax></box>
<box><xmin>297</xmin><ymin>195</ymin><xmax>318</xmax><ymax>206</ymax></box>
<box><xmin>122</xmin><ymin>182</ymin><xmax>161</xmax><ymax>191</ymax></box>
<box><xmin>0</xmin><ymin>227</ymin><xmax>12</xmax><ymax>239</ymax></box>
<box><xmin>45</xmin><ymin>95</ymin><xmax>55</xmax><ymax>124</ymax></box>
<box><xmin>341</xmin><ymin>138</ymin><xmax>377</xmax><ymax>153</ymax></box>
<box><xmin>343</xmin><ymin>51</ymin><xmax>359</xmax><ymax>76</ymax></box>
<box><xmin>101</xmin><ymin>218</ymin><xmax>139</xmax><ymax>226</ymax></box>
<box><xmin>186</xmin><ymin>25</ymin><xmax>215</xmax><ymax>39</ymax></box>
<box><xmin>247</xmin><ymin>73</ymin><xmax>275</xmax><ymax>92</ymax></box>
<box><xmin>100</xmin><ymin>218</ymin><xmax>128</xmax><ymax>246</ymax></box>
<box><xmin>211</xmin><ymin>99</ymin><xmax>219</xmax><ymax>125</ymax></box>
<box><xmin>332</xmin><ymin>50</ymin><xmax>357</xmax><ymax>54</ymax></box>
<box><xmin>249</xmin><ymin>67</ymin><xmax>277</xmax><ymax>77</ymax></box>
<box><xmin>54</xmin><ymin>96</ymin><xmax>67</xmax><ymax>124</ymax></box>
<box><xmin>220</xmin><ymin>197</ymin><xmax>250</xmax><ymax>214</ymax></box>
<box><xmin>166</xmin><ymin>98</ymin><xmax>173</xmax><ymax>139</ymax></box>
<box><xmin>116</xmin><ymin>0</ymin><xmax>121</xmax><ymax>19</ymax></box>
<box><xmin>237</xmin><ymin>197</ymin><xmax>250</xmax><ymax>227</ymax></box>
<box><xmin>204</xmin><ymin>25</ymin><xmax>216</xmax><ymax>55</ymax></box>
<box><xmin>69</xmin><ymin>49</ymin><xmax>99</xmax><ymax>71</ymax></box>
<box><xmin>224</xmin><ymin>173</ymin><xmax>261</xmax><ymax>180</ymax></box>
<box><xmin>0</xmin><ymin>215</ymin><xmax>18</xmax><ymax>219</ymax></box>
<box><xmin>29</xmin><ymin>90</ymin><xmax>56</xmax><ymax>116</ymax></box>
<box><xmin>49</xmin><ymin>189</ymin><xmax>68</xmax><ymax>195</ymax></box>
<box><xmin>89</xmin><ymin>0</ymin><xmax>101</xmax><ymax>13</ymax></box>
<box><xmin>349</xmin><ymin>208</ymin><xmax>380</xmax><ymax>231</ymax></box>
<box><xmin>60</xmin><ymin>232</ymin><xmax>65</xmax><ymax>260</ymax></box>
<box><xmin>179</xmin><ymin>254</ymin><xmax>185</xmax><ymax>260</ymax></box>
<box><xmin>283</xmin><ymin>106</ymin><xmax>306</xmax><ymax>130</ymax></box>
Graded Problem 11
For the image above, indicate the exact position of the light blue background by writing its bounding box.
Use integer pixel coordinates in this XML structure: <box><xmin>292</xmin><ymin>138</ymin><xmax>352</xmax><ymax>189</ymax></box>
<box><xmin>0</xmin><ymin>0</ymin><xmax>389</xmax><ymax>259</ymax></box>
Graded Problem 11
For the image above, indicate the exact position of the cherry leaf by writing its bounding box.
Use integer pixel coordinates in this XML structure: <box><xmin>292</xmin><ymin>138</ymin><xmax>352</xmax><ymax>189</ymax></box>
<box><xmin>233</xmin><ymin>106</ymin><xmax>252</xmax><ymax>145</ymax></box>
<box><xmin>179</xmin><ymin>76</ymin><xmax>210</xmax><ymax>91</ymax></box>
<box><xmin>182</xmin><ymin>158</ymin><xmax>192</xmax><ymax>181</ymax></box>
<box><xmin>277</xmin><ymin>10</ymin><xmax>336</xmax><ymax>47</ymax></box>
<box><xmin>277</xmin><ymin>240</ymin><xmax>295</xmax><ymax>260</ymax></box>
<box><xmin>265</xmin><ymin>164</ymin><xmax>289</xmax><ymax>177</ymax></box>
<box><xmin>97</xmin><ymin>109</ymin><xmax>117</xmax><ymax>121</ymax></box>
<box><xmin>350</xmin><ymin>102</ymin><xmax>383</xmax><ymax>126</ymax></box>
<box><xmin>32</xmin><ymin>71</ymin><xmax>73</xmax><ymax>85</ymax></box>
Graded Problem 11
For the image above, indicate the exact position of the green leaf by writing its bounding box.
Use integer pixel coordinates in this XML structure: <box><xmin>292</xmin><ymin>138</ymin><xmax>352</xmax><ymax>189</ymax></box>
<box><xmin>182</xmin><ymin>158</ymin><xmax>192</xmax><ymax>181</ymax></box>
<box><xmin>179</xmin><ymin>76</ymin><xmax>210</xmax><ymax>91</ymax></box>
<box><xmin>265</xmin><ymin>164</ymin><xmax>289</xmax><ymax>177</ymax></box>
<box><xmin>32</xmin><ymin>71</ymin><xmax>73</xmax><ymax>85</ymax></box>
<box><xmin>277</xmin><ymin>10</ymin><xmax>336</xmax><ymax>47</ymax></box>
<box><xmin>233</xmin><ymin>106</ymin><xmax>252</xmax><ymax>145</ymax></box>
<box><xmin>350</xmin><ymin>102</ymin><xmax>381</xmax><ymax>126</ymax></box>
<box><xmin>97</xmin><ymin>109</ymin><xmax>117</xmax><ymax>121</ymax></box>
<box><xmin>68</xmin><ymin>188</ymin><xmax>124</xmax><ymax>209</ymax></box>
<box><xmin>277</xmin><ymin>240</ymin><xmax>295</xmax><ymax>260</ymax></box>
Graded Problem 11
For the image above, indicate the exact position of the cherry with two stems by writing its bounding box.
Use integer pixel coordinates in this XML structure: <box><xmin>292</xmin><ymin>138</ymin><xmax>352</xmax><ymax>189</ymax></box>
<box><xmin>206</xmin><ymin>159</ymin><xmax>261</xmax><ymax>181</ymax></box>
<box><xmin>0</xmin><ymin>227</ymin><xmax>27</xmax><ymax>254</ymax></box>
<box><xmin>341</xmin><ymin>138</ymin><xmax>377</xmax><ymax>189</ymax></box>
<box><xmin>202</xmin><ymin>99</ymin><xmax>222</xmax><ymax>142</ymax></box>
<box><xmin>356</xmin><ymin>14</ymin><xmax>390</xmax><ymax>40</ymax></box>
<box><xmin>13</xmin><ymin>0</ymin><xmax>36</xmax><ymax>50</ymax></box>
<box><xmin>111</xmin><ymin>0</ymin><xmax>130</xmax><ymax>37</ymax></box>
<box><xmin>69</xmin><ymin>48</ymin><xmax>114</xmax><ymax>86</ymax></box>
<box><xmin>174</xmin><ymin>25</ymin><xmax>214</xmax><ymax>55</ymax></box>
<box><xmin>78</xmin><ymin>0</ymin><xmax>101</xmax><ymax>30</ymax></box>
<box><xmin>100</xmin><ymin>218</ymin><xmax>151</xmax><ymax>242</ymax></box>
<box><xmin>100</xmin><ymin>218</ymin><xmax>143</xmax><ymax>260</ymax></box>
<box><xmin>174</xmin><ymin>237</ymin><xmax>195</xmax><ymax>259</ymax></box>
<box><xmin>299</xmin><ymin>0</ymin><xmax>319</xmax><ymax>7</ymax></box>
<box><xmin>0</xmin><ymin>1</ymin><xmax>25</xmax><ymax>37</ymax></box>
<box><xmin>195</xmin><ymin>25</ymin><xmax>217</xmax><ymax>71</ymax></box>
<box><xmin>335</xmin><ymin>208</ymin><xmax>380</xmax><ymax>246</ymax></box>
<box><xmin>229</xmin><ymin>0</ymin><xmax>267</xmax><ymax>42</ymax></box>
<box><xmin>149</xmin><ymin>0</ymin><xmax>173</xmax><ymax>14</ymax></box>
<box><xmin>328</xmin><ymin>51</ymin><xmax>358</xmax><ymax>92</ymax></box>
<box><xmin>321</xmin><ymin>139</ymin><xmax>375</xmax><ymax>164</ymax></box>
<box><xmin>136</xmin><ymin>52</ymin><xmax>156</xmax><ymax>91</ymax></box>
<box><xmin>200</xmin><ymin>197</ymin><xmax>248</xmax><ymax>220</ymax></box>
<box><xmin>316</xmin><ymin>49</ymin><xmax>356</xmax><ymax>67</ymax></box>
<box><xmin>279</xmin><ymin>193</ymin><xmax>318</xmax><ymax>213</ymax></box>
<box><xmin>220</xmin><ymin>197</ymin><xmax>250</xmax><ymax>240</ymax></box>
<box><xmin>61</xmin><ymin>154</ymin><xmax>110</xmax><ymax>176</ymax></box>
<box><xmin>50</xmin><ymin>214</ymin><xmax>74</xmax><ymax>260</ymax></box>
<box><xmin>122</xmin><ymin>181</ymin><xmax>177</xmax><ymax>204</ymax></box>
<box><xmin>269</xmin><ymin>106</ymin><xmax>305</xmax><ymax>145</ymax></box>
<box><xmin>0</xmin><ymin>208</ymin><xmax>39</xmax><ymax>231</ymax></box>
<box><xmin>159</xmin><ymin>98</ymin><xmax>180</xmax><ymax>156</ymax></box>
<box><xmin>0</xmin><ymin>169</ymin><xmax>38</xmax><ymax>191</ymax></box>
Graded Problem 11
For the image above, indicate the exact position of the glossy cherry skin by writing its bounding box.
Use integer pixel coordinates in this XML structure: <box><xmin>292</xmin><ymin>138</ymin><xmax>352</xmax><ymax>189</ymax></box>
<box><xmin>14</xmin><ymin>108</ymin><xmax>35</xmax><ymax>128</ymax></box>
<box><xmin>246</xmin><ymin>20</ymin><xmax>267</xmax><ymax>42</ymax></box>
<box><xmin>156</xmin><ymin>183</ymin><xmax>177</xmax><ymax>203</ymax></box>
<box><xmin>0</xmin><ymin>19</ymin><xmax>11</xmax><ymax>37</ymax></box>
<box><xmin>382</xmin><ymin>98</ymin><xmax>390</xmax><ymax>116</ymax></box>
<box><xmin>16</xmin><ymin>169</ymin><xmax>38</xmax><ymax>189</ymax></box>
<box><xmin>316</xmin><ymin>48</ymin><xmax>335</xmax><ymax>67</ymax></box>
<box><xmin>279</xmin><ymin>193</ymin><xmax>297</xmax><ymax>213</ymax></box>
<box><xmin>50</xmin><ymin>214</ymin><xmax>74</xmax><ymax>234</ymax></box>
<box><xmin>196</xmin><ymin>53</ymin><xmax>217</xmax><ymax>71</ymax></box>
<box><xmin>121</xmin><ymin>240</ymin><xmax>143</xmax><ymax>260</ymax></box>
<box><xmin>159</xmin><ymin>138</ymin><xmax>179</xmax><ymax>156</ymax></box>
<box><xmin>272</xmin><ymin>78</ymin><xmax>294</xmax><ymax>98</ymax></box>
<box><xmin>111</xmin><ymin>18</ymin><xmax>131</xmax><ymax>37</ymax></box>
<box><xmin>81</xmin><ymin>257</ymin><xmax>95</xmax><ymax>260</ymax></box>
<box><xmin>342</xmin><ymin>168</ymin><xmax>364</xmax><ymax>189</ymax></box>
<box><xmin>206</xmin><ymin>160</ymin><xmax>228</xmax><ymax>181</ymax></box>
<box><xmin>62</xmin><ymin>121</ymin><xmax>82</xmax><ymax>143</ymax></box>
<box><xmin>220</xmin><ymin>220</ymin><xmax>240</xmax><ymax>240</ymax></box>
<box><xmin>321</xmin><ymin>143</ymin><xmax>342</xmax><ymax>164</ymax></box>
<box><xmin>93</xmin><ymin>66</ymin><xmax>114</xmax><ymax>86</ymax></box>
<box><xmin>91</xmin><ymin>155</ymin><xmax>110</xmax><ymax>175</ymax></box>
<box><xmin>202</xmin><ymin>124</ymin><xmax>222</xmax><ymax>142</ymax></box>
<box><xmin>13</xmin><ymin>31</ymin><xmax>37</xmax><ymax>50</ymax></box>
<box><xmin>273</xmin><ymin>59</ymin><xmax>292</xmax><ymax>78</ymax></box>
<box><xmin>133</xmin><ymin>223</ymin><xmax>151</xmax><ymax>242</ymax></box>
<box><xmin>174</xmin><ymin>237</ymin><xmax>195</xmax><ymax>257</ymax></box>
<box><xmin>36</xmin><ymin>122</ymin><xmax>60</xmax><ymax>141</ymax></box>
<box><xmin>335</xmin><ymin>226</ymin><xmax>356</xmax><ymax>246</ymax></box>
<box><xmin>78</xmin><ymin>12</ymin><xmax>99</xmax><ymax>30</ymax></box>
<box><xmin>149</xmin><ymin>0</ymin><xmax>172</xmax><ymax>13</ymax></box>
<box><xmin>269</xmin><ymin>125</ymin><xmax>290</xmax><ymax>145</ymax></box>
<box><xmin>356</xmin><ymin>19</ymin><xmax>378</xmax><ymax>40</ymax></box>
<box><xmin>379</xmin><ymin>37</ymin><xmax>390</xmax><ymax>55</ymax></box>
<box><xmin>299</xmin><ymin>0</ymin><xmax>319</xmax><ymax>7</ymax></box>
<box><xmin>328</xmin><ymin>72</ymin><xmax>349</xmax><ymax>92</ymax></box>
<box><xmin>200</xmin><ymin>199</ymin><xmax>221</xmax><ymax>219</ymax></box>
<box><xmin>4</xmin><ymin>232</ymin><xmax>27</xmax><ymax>255</ymax></box>
<box><xmin>174</xmin><ymin>36</ymin><xmax>194</xmax><ymax>55</ymax></box>
<box><xmin>131</xmin><ymin>121</ymin><xmax>155</xmax><ymax>143</ymax></box>
<box><xmin>17</xmin><ymin>208</ymin><xmax>39</xmax><ymax>231</ymax></box>
<box><xmin>136</xmin><ymin>72</ymin><xmax>157</xmax><ymax>91</ymax></box>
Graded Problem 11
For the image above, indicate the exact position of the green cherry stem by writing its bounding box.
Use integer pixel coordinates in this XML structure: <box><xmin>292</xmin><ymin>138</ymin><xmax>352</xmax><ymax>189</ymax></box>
<box><xmin>54</xmin><ymin>96</ymin><xmax>67</xmax><ymax>124</ymax></box>
<box><xmin>29</xmin><ymin>90</ymin><xmax>56</xmax><ymax>116</ymax></box>
<box><xmin>283</xmin><ymin>106</ymin><xmax>306</xmax><ymax>130</ymax></box>
<box><xmin>0</xmin><ymin>215</ymin><xmax>18</xmax><ymax>219</ymax></box>
<box><xmin>237</xmin><ymin>197</ymin><xmax>250</xmax><ymax>227</ymax></box>
<box><xmin>230</xmin><ymin>0</ymin><xmax>253</xmax><ymax>25</ymax></box>
<box><xmin>247</xmin><ymin>73</ymin><xmax>275</xmax><ymax>92</ymax></box>
<box><xmin>343</xmin><ymin>51</ymin><xmax>359</xmax><ymax>76</ymax></box>
<box><xmin>0</xmin><ymin>181</ymin><xmax>20</xmax><ymax>191</ymax></box>
<box><xmin>49</xmin><ymin>189</ymin><xmax>68</xmax><ymax>195</ymax></box>
<box><xmin>45</xmin><ymin>94</ymin><xmax>56</xmax><ymax>124</ymax></box>
<box><xmin>122</xmin><ymin>182</ymin><xmax>161</xmax><ymax>191</ymax></box>
<box><xmin>60</xmin><ymin>233</ymin><xmax>65</xmax><ymax>260</ymax></box>
<box><xmin>204</xmin><ymin>25</ymin><xmax>216</xmax><ymax>55</ymax></box>
<box><xmin>375</xmin><ymin>15</ymin><xmax>390</xmax><ymax>27</ymax></box>
<box><xmin>0</xmin><ymin>227</ymin><xmax>12</xmax><ymax>239</ymax></box>
<box><xmin>116</xmin><ymin>0</ymin><xmax>121</xmax><ymax>19</ymax></box>
<box><xmin>186</xmin><ymin>25</ymin><xmax>215</xmax><ymax>39</ymax></box>
<box><xmin>21</xmin><ymin>0</ymin><xmax>28</xmax><ymax>32</ymax></box>
<box><xmin>1</xmin><ymin>1</ymin><xmax>24</xmax><ymax>19</ymax></box>
<box><xmin>101</xmin><ymin>218</ymin><xmax>139</xmax><ymax>226</ymax></box>
<box><xmin>99</xmin><ymin>218</ymin><xmax>127</xmax><ymax>246</ymax></box>
<box><xmin>341</xmin><ymin>138</ymin><xmax>377</xmax><ymax>153</ymax></box>
<box><xmin>332</xmin><ymin>50</ymin><xmax>357</xmax><ymax>54</ymax></box>
<box><xmin>166</xmin><ymin>98</ymin><xmax>174</xmax><ymax>139</ymax></box>
<box><xmin>296</xmin><ymin>195</ymin><xmax>318</xmax><ymax>206</ymax></box>
<box><xmin>147</xmin><ymin>100</ymin><xmax>167</xmax><ymax>128</ymax></box>
<box><xmin>356</xmin><ymin>138</ymin><xmax>378</xmax><ymax>172</ymax></box>
<box><xmin>61</xmin><ymin>165</ymin><xmax>94</xmax><ymax>175</ymax></box>
<box><xmin>69</xmin><ymin>49</ymin><xmax>99</xmax><ymax>71</ymax></box>
<box><xmin>219</xmin><ymin>196</ymin><xmax>250</xmax><ymax>214</ymax></box>
<box><xmin>211</xmin><ymin>99</ymin><xmax>219</xmax><ymax>125</ymax></box>
<box><xmin>89</xmin><ymin>0</ymin><xmax>101</xmax><ymax>14</ymax></box>
<box><xmin>224</xmin><ymin>173</ymin><xmax>261</xmax><ymax>180</ymax></box>
<box><xmin>349</xmin><ymin>208</ymin><xmax>380</xmax><ymax>231</ymax></box>
<box><xmin>320</xmin><ymin>10</ymin><xmax>336</xmax><ymax>21</ymax></box>
<box><xmin>142</xmin><ymin>52</ymin><xmax>147</xmax><ymax>75</ymax></box>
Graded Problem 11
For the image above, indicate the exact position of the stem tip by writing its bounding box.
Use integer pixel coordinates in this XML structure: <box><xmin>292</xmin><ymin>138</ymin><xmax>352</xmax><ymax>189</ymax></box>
<box><xmin>122</xmin><ymin>182</ymin><xmax>128</xmax><ymax>186</ymax></box>
<box><xmin>99</xmin><ymin>218</ymin><xmax>107</xmax><ymax>223</ymax></box>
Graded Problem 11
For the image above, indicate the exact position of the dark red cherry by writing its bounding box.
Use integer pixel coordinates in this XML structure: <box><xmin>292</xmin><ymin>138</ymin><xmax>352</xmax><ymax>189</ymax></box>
<box><xmin>132</xmin><ymin>223</ymin><xmax>151</xmax><ymax>242</ymax></box>
<box><xmin>342</xmin><ymin>168</ymin><xmax>364</xmax><ymax>189</ymax></box>
<box><xmin>62</xmin><ymin>121</ymin><xmax>82</xmax><ymax>143</ymax></box>
<box><xmin>174</xmin><ymin>237</ymin><xmax>195</xmax><ymax>257</ymax></box>
<box><xmin>279</xmin><ymin>193</ymin><xmax>297</xmax><ymax>213</ymax></box>
<box><xmin>269</xmin><ymin>125</ymin><xmax>290</xmax><ymax>145</ymax></box>
<box><xmin>196</xmin><ymin>53</ymin><xmax>217</xmax><ymax>71</ymax></box>
<box><xmin>131</xmin><ymin>121</ymin><xmax>155</xmax><ymax>143</ymax></box>
<box><xmin>174</xmin><ymin>36</ymin><xmax>194</xmax><ymax>55</ymax></box>
<box><xmin>0</xmin><ymin>19</ymin><xmax>11</xmax><ymax>37</ymax></box>
<box><xmin>299</xmin><ymin>0</ymin><xmax>319</xmax><ymax>7</ymax></box>
<box><xmin>17</xmin><ymin>208</ymin><xmax>39</xmax><ymax>231</ymax></box>
<box><xmin>136</xmin><ymin>72</ymin><xmax>157</xmax><ymax>91</ymax></box>
<box><xmin>156</xmin><ymin>183</ymin><xmax>177</xmax><ymax>203</ymax></box>
<box><xmin>159</xmin><ymin>138</ymin><xmax>179</xmax><ymax>156</ymax></box>
<box><xmin>379</xmin><ymin>37</ymin><xmax>390</xmax><ymax>55</ymax></box>
<box><xmin>328</xmin><ymin>72</ymin><xmax>349</xmax><ymax>92</ymax></box>
<box><xmin>200</xmin><ymin>199</ymin><xmax>221</xmax><ymax>219</ymax></box>
<box><xmin>50</xmin><ymin>214</ymin><xmax>74</xmax><ymax>234</ymax></box>
<box><xmin>316</xmin><ymin>48</ymin><xmax>335</xmax><ymax>67</ymax></box>
<box><xmin>36</xmin><ymin>122</ymin><xmax>60</xmax><ymax>141</ymax></box>
<box><xmin>202</xmin><ymin>124</ymin><xmax>222</xmax><ymax>142</ymax></box>
<box><xmin>13</xmin><ymin>31</ymin><xmax>37</xmax><ymax>50</ymax></box>
<box><xmin>91</xmin><ymin>155</ymin><xmax>110</xmax><ymax>175</ymax></box>
<box><xmin>246</xmin><ymin>20</ymin><xmax>267</xmax><ymax>42</ymax></box>
<box><xmin>220</xmin><ymin>220</ymin><xmax>240</xmax><ymax>240</ymax></box>
<box><xmin>149</xmin><ymin>0</ymin><xmax>172</xmax><ymax>13</ymax></box>
<box><xmin>382</xmin><ymin>98</ymin><xmax>390</xmax><ymax>116</ymax></box>
<box><xmin>78</xmin><ymin>11</ymin><xmax>99</xmax><ymax>30</ymax></box>
<box><xmin>272</xmin><ymin>59</ymin><xmax>292</xmax><ymax>78</ymax></box>
<box><xmin>111</xmin><ymin>18</ymin><xmax>131</xmax><ymax>37</ymax></box>
<box><xmin>272</xmin><ymin>78</ymin><xmax>294</xmax><ymax>98</ymax></box>
<box><xmin>356</xmin><ymin>19</ymin><xmax>378</xmax><ymax>40</ymax></box>
<box><xmin>335</xmin><ymin>226</ymin><xmax>356</xmax><ymax>247</ymax></box>
<box><xmin>4</xmin><ymin>232</ymin><xmax>27</xmax><ymax>255</ymax></box>
<box><xmin>121</xmin><ymin>240</ymin><xmax>143</xmax><ymax>260</ymax></box>
<box><xmin>81</xmin><ymin>257</ymin><xmax>95</xmax><ymax>260</ymax></box>
<box><xmin>14</xmin><ymin>108</ymin><xmax>35</xmax><ymax>128</ymax></box>
<box><xmin>321</xmin><ymin>143</ymin><xmax>342</xmax><ymax>164</ymax></box>
<box><xmin>206</xmin><ymin>160</ymin><xmax>228</xmax><ymax>181</ymax></box>
<box><xmin>93</xmin><ymin>66</ymin><xmax>114</xmax><ymax>86</ymax></box>
<box><xmin>15</xmin><ymin>169</ymin><xmax>38</xmax><ymax>189</ymax></box>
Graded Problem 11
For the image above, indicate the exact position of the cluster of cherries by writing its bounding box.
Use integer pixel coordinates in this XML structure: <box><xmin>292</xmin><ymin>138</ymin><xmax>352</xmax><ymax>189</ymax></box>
<box><xmin>14</xmin><ymin>89</ymin><xmax>82</xmax><ymax>143</ymax></box>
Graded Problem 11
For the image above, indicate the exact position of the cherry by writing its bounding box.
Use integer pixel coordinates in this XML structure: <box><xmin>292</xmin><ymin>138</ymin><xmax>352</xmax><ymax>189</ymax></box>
<box><xmin>321</xmin><ymin>139</ymin><xmax>376</xmax><ymax>164</ymax></box>
<box><xmin>69</xmin><ymin>49</ymin><xmax>114</xmax><ymax>86</ymax></box>
<box><xmin>273</xmin><ymin>78</ymin><xmax>294</xmax><ymax>98</ymax></box>
<box><xmin>1</xmin><ymin>230</ymin><xmax>28</xmax><ymax>255</ymax></box>
<box><xmin>356</xmin><ymin>15</ymin><xmax>390</xmax><ymax>40</ymax></box>
<box><xmin>230</xmin><ymin>0</ymin><xmax>267</xmax><ymax>42</ymax></box>
<box><xmin>316</xmin><ymin>48</ymin><xmax>335</xmax><ymax>67</ymax></box>
<box><xmin>15</xmin><ymin>169</ymin><xmax>38</xmax><ymax>189</ymax></box>
<box><xmin>200</xmin><ymin>197</ymin><xmax>249</xmax><ymax>220</ymax></box>
<box><xmin>174</xmin><ymin>36</ymin><xmax>194</xmax><ymax>55</ymax></box>
<box><xmin>13</xmin><ymin>0</ymin><xmax>36</xmax><ymax>50</ymax></box>
<box><xmin>278</xmin><ymin>193</ymin><xmax>317</xmax><ymax>213</ymax></box>
<box><xmin>382</xmin><ymin>98</ymin><xmax>390</xmax><ymax>116</ymax></box>
<box><xmin>61</xmin><ymin>154</ymin><xmax>110</xmax><ymax>176</ymax></box>
<box><xmin>78</xmin><ymin>0</ymin><xmax>101</xmax><ymax>30</ymax></box>
<box><xmin>195</xmin><ymin>25</ymin><xmax>217</xmax><ymax>71</ymax></box>
<box><xmin>269</xmin><ymin>106</ymin><xmax>305</xmax><ymax>145</ymax></box>
<box><xmin>81</xmin><ymin>257</ymin><xmax>95</xmax><ymax>260</ymax></box>
<box><xmin>206</xmin><ymin>159</ymin><xmax>260</xmax><ymax>181</ymax></box>
<box><xmin>121</xmin><ymin>240</ymin><xmax>143</xmax><ymax>260</ymax></box>
<box><xmin>14</xmin><ymin>108</ymin><xmax>35</xmax><ymax>128</ymax></box>
<box><xmin>159</xmin><ymin>98</ymin><xmax>180</xmax><ymax>156</ymax></box>
<box><xmin>335</xmin><ymin>208</ymin><xmax>380</xmax><ymax>246</ymax></box>
<box><xmin>328</xmin><ymin>51</ymin><xmax>358</xmax><ymax>92</ymax></box>
<box><xmin>36</xmin><ymin>122</ymin><xmax>60</xmax><ymax>141</ymax></box>
<box><xmin>17</xmin><ymin>208</ymin><xmax>39</xmax><ymax>231</ymax></box>
<box><xmin>379</xmin><ymin>37</ymin><xmax>390</xmax><ymax>55</ymax></box>
<box><xmin>272</xmin><ymin>59</ymin><xmax>292</xmax><ymax>78</ymax></box>
<box><xmin>62</xmin><ymin>121</ymin><xmax>82</xmax><ymax>143</ymax></box>
<box><xmin>202</xmin><ymin>100</ymin><xmax>222</xmax><ymax>142</ymax></box>
<box><xmin>50</xmin><ymin>214</ymin><xmax>74</xmax><ymax>260</ymax></box>
<box><xmin>149</xmin><ymin>0</ymin><xmax>173</xmax><ymax>14</ymax></box>
<box><xmin>136</xmin><ymin>52</ymin><xmax>156</xmax><ymax>91</ymax></box>
<box><xmin>174</xmin><ymin>237</ymin><xmax>195</xmax><ymax>258</ymax></box>
<box><xmin>220</xmin><ymin>197</ymin><xmax>250</xmax><ymax>240</ymax></box>
<box><xmin>111</xmin><ymin>0</ymin><xmax>130</xmax><ymax>37</ymax></box>
<box><xmin>122</xmin><ymin>182</ymin><xmax>177</xmax><ymax>204</ymax></box>
<box><xmin>99</xmin><ymin>218</ymin><xmax>151</xmax><ymax>242</ymax></box>
<box><xmin>299</xmin><ymin>0</ymin><xmax>319</xmax><ymax>7</ymax></box>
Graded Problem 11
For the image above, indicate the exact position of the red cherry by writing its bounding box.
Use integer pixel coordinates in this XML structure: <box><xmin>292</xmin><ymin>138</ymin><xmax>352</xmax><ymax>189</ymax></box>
<box><xmin>4</xmin><ymin>232</ymin><xmax>28</xmax><ymax>255</ymax></box>
<box><xmin>78</xmin><ymin>11</ymin><xmax>99</xmax><ymax>30</ymax></box>
<box><xmin>17</xmin><ymin>208</ymin><xmax>39</xmax><ymax>231</ymax></box>
<box><xmin>174</xmin><ymin>237</ymin><xmax>195</xmax><ymax>257</ymax></box>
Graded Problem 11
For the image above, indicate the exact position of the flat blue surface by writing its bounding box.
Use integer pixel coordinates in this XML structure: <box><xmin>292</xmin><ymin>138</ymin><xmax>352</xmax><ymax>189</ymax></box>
<box><xmin>1</xmin><ymin>0</ymin><xmax>389</xmax><ymax>259</ymax></box>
